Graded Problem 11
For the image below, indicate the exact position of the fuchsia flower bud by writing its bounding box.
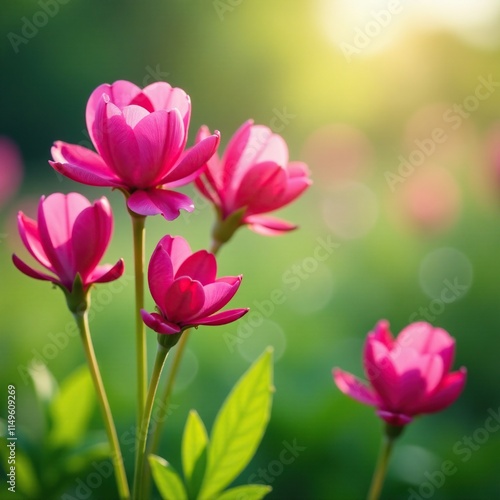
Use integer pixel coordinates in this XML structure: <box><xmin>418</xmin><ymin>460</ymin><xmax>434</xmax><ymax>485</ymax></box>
<box><xmin>141</xmin><ymin>235</ymin><xmax>248</xmax><ymax>335</ymax></box>
<box><xmin>333</xmin><ymin>321</ymin><xmax>466</xmax><ymax>426</ymax></box>
<box><xmin>12</xmin><ymin>192</ymin><xmax>124</xmax><ymax>300</ymax></box>
<box><xmin>194</xmin><ymin>120</ymin><xmax>311</xmax><ymax>241</ymax></box>
<box><xmin>50</xmin><ymin>80</ymin><xmax>220</xmax><ymax>220</ymax></box>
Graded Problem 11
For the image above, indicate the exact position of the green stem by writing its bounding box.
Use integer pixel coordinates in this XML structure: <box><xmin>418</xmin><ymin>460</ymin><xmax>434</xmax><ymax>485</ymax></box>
<box><xmin>132</xmin><ymin>343</ymin><xmax>170</xmax><ymax>500</ymax></box>
<box><xmin>74</xmin><ymin>311</ymin><xmax>130</xmax><ymax>500</ymax></box>
<box><xmin>148</xmin><ymin>329</ymin><xmax>191</xmax><ymax>457</ymax></box>
<box><xmin>130</xmin><ymin>212</ymin><xmax>147</xmax><ymax>424</ymax></box>
<box><xmin>144</xmin><ymin>240</ymin><xmax>223</xmax><ymax>496</ymax></box>
<box><xmin>367</xmin><ymin>429</ymin><xmax>399</xmax><ymax>500</ymax></box>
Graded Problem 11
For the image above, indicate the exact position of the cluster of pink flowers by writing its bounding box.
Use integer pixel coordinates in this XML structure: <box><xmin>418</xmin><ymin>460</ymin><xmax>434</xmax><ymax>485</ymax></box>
<box><xmin>14</xmin><ymin>79</ymin><xmax>311</xmax><ymax>329</ymax></box>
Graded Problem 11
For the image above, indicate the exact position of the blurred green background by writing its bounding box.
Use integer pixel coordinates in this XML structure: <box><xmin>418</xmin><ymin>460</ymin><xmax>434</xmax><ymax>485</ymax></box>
<box><xmin>2</xmin><ymin>0</ymin><xmax>500</xmax><ymax>498</ymax></box>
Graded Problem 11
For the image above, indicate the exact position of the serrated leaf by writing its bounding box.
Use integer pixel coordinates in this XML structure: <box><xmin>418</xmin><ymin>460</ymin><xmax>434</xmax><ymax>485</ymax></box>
<box><xmin>49</xmin><ymin>365</ymin><xmax>94</xmax><ymax>448</ymax></box>
<box><xmin>216</xmin><ymin>484</ymin><xmax>272</xmax><ymax>500</ymax></box>
<box><xmin>199</xmin><ymin>348</ymin><xmax>274</xmax><ymax>500</ymax></box>
<box><xmin>182</xmin><ymin>410</ymin><xmax>208</xmax><ymax>498</ymax></box>
<box><xmin>149</xmin><ymin>454</ymin><xmax>188</xmax><ymax>500</ymax></box>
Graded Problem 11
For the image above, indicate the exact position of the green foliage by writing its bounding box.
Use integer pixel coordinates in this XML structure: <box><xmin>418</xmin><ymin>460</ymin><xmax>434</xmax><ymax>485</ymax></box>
<box><xmin>150</xmin><ymin>455</ymin><xmax>188</xmax><ymax>500</ymax></box>
<box><xmin>0</xmin><ymin>364</ymin><xmax>108</xmax><ymax>498</ymax></box>
<box><xmin>216</xmin><ymin>484</ymin><xmax>273</xmax><ymax>500</ymax></box>
<box><xmin>182</xmin><ymin>410</ymin><xmax>208</xmax><ymax>499</ymax></box>
<box><xmin>152</xmin><ymin>348</ymin><xmax>274</xmax><ymax>500</ymax></box>
<box><xmin>49</xmin><ymin>365</ymin><xmax>95</xmax><ymax>448</ymax></box>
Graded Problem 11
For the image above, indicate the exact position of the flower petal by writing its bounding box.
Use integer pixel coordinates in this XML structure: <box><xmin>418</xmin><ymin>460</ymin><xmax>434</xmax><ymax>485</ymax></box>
<box><xmin>17</xmin><ymin>211</ymin><xmax>53</xmax><ymax>271</ymax></box>
<box><xmin>147</xmin><ymin>243</ymin><xmax>174</xmax><ymax>310</ymax></box>
<box><xmin>142</xmin><ymin>82</ymin><xmax>191</xmax><ymax>132</ymax></box>
<box><xmin>192</xmin><ymin>308</ymin><xmax>249</xmax><ymax>326</ymax></box>
<box><xmin>232</xmin><ymin>161</ymin><xmax>287</xmax><ymax>214</ymax></box>
<box><xmin>127</xmin><ymin>189</ymin><xmax>194</xmax><ymax>220</ymax></box>
<box><xmin>50</xmin><ymin>141</ymin><xmax>123</xmax><ymax>188</ymax></box>
<box><xmin>175</xmin><ymin>250</ymin><xmax>217</xmax><ymax>284</ymax></box>
<box><xmin>157</xmin><ymin>235</ymin><xmax>192</xmax><ymax>275</ymax></box>
<box><xmin>414</xmin><ymin>368</ymin><xmax>467</xmax><ymax>414</ymax></box>
<box><xmin>397</xmin><ymin>322</ymin><xmax>455</xmax><ymax>373</ymax></box>
<box><xmin>244</xmin><ymin>215</ymin><xmax>297</xmax><ymax>236</ymax></box>
<box><xmin>164</xmin><ymin>277</ymin><xmax>205</xmax><ymax>323</ymax></box>
<box><xmin>37</xmin><ymin>193</ymin><xmax>91</xmax><ymax>286</ymax></box>
<box><xmin>72</xmin><ymin>197</ymin><xmax>113</xmax><ymax>281</ymax></box>
<box><xmin>88</xmin><ymin>259</ymin><xmax>125</xmax><ymax>284</ymax></box>
<box><xmin>133</xmin><ymin>108</ymin><xmax>186</xmax><ymax>187</ymax></box>
<box><xmin>195</xmin><ymin>277</ymin><xmax>242</xmax><ymax>319</ymax></box>
<box><xmin>12</xmin><ymin>254</ymin><xmax>59</xmax><ymax>285</ymax></box>
<box><xmin>363</xmin><ymin>338</ymin><xmax>400</xmax><ymax>410</ymax></box>
<box><xmin>274</xmin><ymin>162</ymin><xmax>312</xmax><ymax>208</ymax></box>
<box><xmin>376</xmin><ymin>410</ymin><xmax>413</xmax><ymax>426</ymax></box>
<box><xmin>161</xmin><ymin>131</ymin><xmax>220</xmax><ymax>187</ymax></box>
<box><xmin>141</xmin><ymin>310</ymin><xmax>181</xmax><ymax>335</ymax></box>
<box><xmin>333</xmin><ymin>368</ymin><xmax>379</xmax><ymax>406</ymax></box>
<box><xmin>86</xmin><ymin>81</ymin><xmax>143</xmax><ymax>145</ymax></box>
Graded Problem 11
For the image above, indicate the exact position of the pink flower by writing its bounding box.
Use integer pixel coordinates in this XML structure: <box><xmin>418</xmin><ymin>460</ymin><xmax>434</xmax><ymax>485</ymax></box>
<box><xmin>333</xmin><ymin>321</ymin><xmax>466</xmax><ymax>426</ymax></box>
<box><xmin>195</xmin><ymin>120</ymin><xmax>311</xmax><ymax>238</ymax></box>
<box><xmin>12</xmin><ymin>192</ymin><xmax>124</xmax><ymax>294</ymax></box>
<box><xmin>50</xmin><ymin>80</ymin><xmax>220</xmax><ymax>220</ymax></box>
<box><xmin>141</xmin><ymin>235</ymin><xmax>248</xmax><ymax>334</ymax></box>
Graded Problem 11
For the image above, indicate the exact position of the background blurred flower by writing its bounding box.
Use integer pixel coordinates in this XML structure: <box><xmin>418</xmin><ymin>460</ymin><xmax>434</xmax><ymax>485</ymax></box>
<box><xmin>0</xmin><ymin>136</ymin><xmax>23</xmax><ymax>210</ymax></box>
<box><xmin>391</xmin><ymin>165</ymin><xmax>461</xmax><ymax>234</ymax></box>
<box><xmin>141</xmin><ymin>235</ymin><xmax>248</xmax><ymax>334</ymax></box>
<box><xmin>50</xmin><ymin>80</ymin><xmax>220</xmax><ymax>220</ymax></box>
<box><xmin>195</xmin><ymin>120</ymin><xmax>311</xmax><ymax>241</ymax></box>
<box><xmin>333</xmin><ymin>320</ymin><xmax>467</xmax><ymax>426</ymax></box>
<box><xmin>12</xmin><ymin>192</ymin><xmax>124</xmax><ymax>293</ymax></box>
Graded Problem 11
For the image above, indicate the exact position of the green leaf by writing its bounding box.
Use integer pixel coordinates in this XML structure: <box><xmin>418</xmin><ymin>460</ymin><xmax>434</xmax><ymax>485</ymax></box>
<box><xmin>216</xmin><ymin>484</ymin><xmax>272</xmax><ymax>500</ymax></box>
<box><xmin>182</xmin><ymin>410</ymin><xmax>208</xmax><ymax>498</ymax></box>
<box><xmin>199</xmin><ymin>348</ymin><xmax>274</xmax><ymax>500</ymax></box>
<box><xmin>149</xmin><ymin>454</ymin><xmax>188</xmax><ymax>500</ymax></box>
<box><xmin>49</xmin><ymin>365</ymin><xmax>94</xmax><ymax>448</ymax></box>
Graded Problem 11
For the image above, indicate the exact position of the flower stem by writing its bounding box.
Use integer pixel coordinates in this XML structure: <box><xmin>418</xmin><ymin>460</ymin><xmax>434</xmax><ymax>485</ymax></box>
<box><xmin>130</xmin><ymin>212</ymin><xmax>147</xmax><ymax>424</ymax></box>
<box><xmin>148</xmin><ymin>329</ymin><xmax>191</xmax><ymax>457</ymax></box>
<box><xmin>132</xmin><ymin>343</ymin><xmax>170</xmax><ymax>500</ymax></box>
<box><xmin>144</xmin><ymin>240</ymin><xmax>223</xmax><ymax>496</ymax></box>
<box><xmin>367</xmin><ymin>425</ymin><xmax>402</xmax><ymax>500</ymax></box>
<box><xmin>74</xmin><ymin>311</ymin><xmax>130</xmax><ymax>500</ymax></box>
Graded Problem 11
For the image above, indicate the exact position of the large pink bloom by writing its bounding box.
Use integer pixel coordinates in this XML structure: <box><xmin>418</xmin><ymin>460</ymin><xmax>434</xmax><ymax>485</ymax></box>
<box><xmin>333</xmin><ymin>321</ymin><xmax>466</xmax><ymax>426</ymax></box>
<box><xmin>195</xmin><ymin>120</ymin><xmax>311</xmax><ymax>236</ymax></box>
<box><xmin>12</xmin><ymin>192</ymin><xmax>124</xmax><ymax>293</ymax></box>
<box><xmin>141</xmin><ymin>235</ymin><xmax>248</xmax><ymax>334</ymax></box>
<box><xmin>50</xmin><ymin>80</ymin><xmax>220</xmax><ymax>220</ymax></box>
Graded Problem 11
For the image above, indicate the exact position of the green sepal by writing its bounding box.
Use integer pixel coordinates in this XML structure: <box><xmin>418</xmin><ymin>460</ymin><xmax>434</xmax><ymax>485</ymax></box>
<box><xmin>157</xmin><ymin>331</ymin><xmax>183</xmax><ymax>350</ymax></box>
<box><xmin>64</xmin><ymin>273</ymin><xmax>90</xmax><ymax>315</ymax></box>
<box><xmin>211</xmin><ymin>206</ymin><xmax>247</xmax><ymax>248</ymax></box>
